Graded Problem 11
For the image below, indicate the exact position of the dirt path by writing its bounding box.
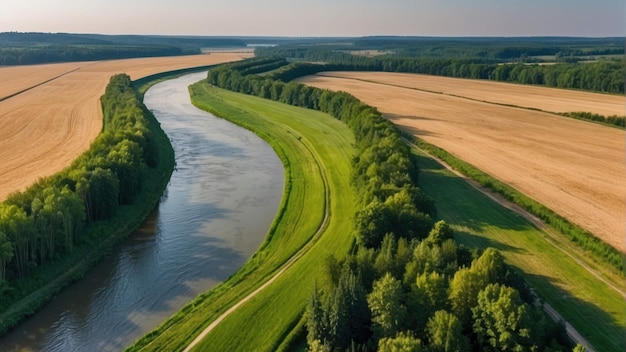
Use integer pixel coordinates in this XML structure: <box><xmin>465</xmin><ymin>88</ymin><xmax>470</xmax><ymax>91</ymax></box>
<box><xmin>298</xmin><ymin>73</ymin><xmax>625</xmax><ymax>252</ymax></box>
<box><xmin>408</xmin><ymin>138</ymin><xmax>626</xmax><ymax>296</ymax></box>
<box><xmin>0</xmin><ymin>53</ymin><xmax>251</xmax><ymax>202</ymax></box>
<box><xmin>184</xmin><ymin>133</ymin><xmax>332</xmax><ymax>352</ymax></box>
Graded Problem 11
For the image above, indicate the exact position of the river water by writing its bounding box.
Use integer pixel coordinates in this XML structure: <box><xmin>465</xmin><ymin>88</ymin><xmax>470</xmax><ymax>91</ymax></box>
<box><xmin>0</xmin><ymin>72</ymin><xmax>284</xmax><ymax>351</ymax></box>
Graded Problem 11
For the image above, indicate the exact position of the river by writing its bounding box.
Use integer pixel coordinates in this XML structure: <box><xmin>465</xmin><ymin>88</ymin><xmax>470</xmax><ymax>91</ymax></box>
<box><xmin>0</xmin><ymin>72</ymin><xmax>284</xmax><ymax>351</ymax></box>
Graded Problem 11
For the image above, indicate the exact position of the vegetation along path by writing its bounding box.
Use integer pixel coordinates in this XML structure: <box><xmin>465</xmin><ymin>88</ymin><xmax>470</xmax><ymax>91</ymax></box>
<box><xmin>407</xmin><ymin>144</ymin><xmax>625</xmax><ymax>352</ymax></box>
<box><xmin>183</xmin><ymin>124</ymin><xmax>332</xmax><ymax>352</ymax></box>
<box><xmin>127</xmin><ymin>83</ymin><xmax>357</xmax><ymax>352</ymax></box>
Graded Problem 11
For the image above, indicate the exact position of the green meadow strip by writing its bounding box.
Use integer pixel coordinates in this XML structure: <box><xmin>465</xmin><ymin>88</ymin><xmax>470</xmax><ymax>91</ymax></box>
<box><xmin>409</xmin><ymin>146</ymin><xmax>625</xmax><ymax>352</ymax></box>
<box><xmin>126</xmin><ymin>83</ymin><xmax>357</xmax><ymax>352</ymax></box>
<box><xmin>403</xmin><ymin>132</ymin><xmax>623</xmax><ymax>275</ymax></box>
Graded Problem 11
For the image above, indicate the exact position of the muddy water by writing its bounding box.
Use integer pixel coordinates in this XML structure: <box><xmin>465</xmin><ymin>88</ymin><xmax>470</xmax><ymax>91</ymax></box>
<box><xmin>0</xmin><ymin>72</ymin><xmax>284</xmax><ymax>351</ymax></box>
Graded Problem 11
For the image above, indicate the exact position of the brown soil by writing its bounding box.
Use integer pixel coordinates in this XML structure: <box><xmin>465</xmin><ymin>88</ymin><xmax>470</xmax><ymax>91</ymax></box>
<box><xmin>0</xmin><ymin>53</ymin><xmax>251</xmax><ymax>202</ymax></box>
<box><xmin>298</xmin><ymin>73</ymin><xmax>625</xmax><ymax>252</ymax></box>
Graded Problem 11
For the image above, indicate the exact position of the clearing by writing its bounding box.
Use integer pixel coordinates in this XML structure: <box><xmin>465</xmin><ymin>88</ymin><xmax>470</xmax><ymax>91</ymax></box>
<box><xmin>298</xmin><ymin>72</ymin><xmax>625</xmax><ymax>252</ymax></box>
<box><xmin>0</xmin><ymin>52</ymin><xmax>251</xmax><ymax>201</ymax></box>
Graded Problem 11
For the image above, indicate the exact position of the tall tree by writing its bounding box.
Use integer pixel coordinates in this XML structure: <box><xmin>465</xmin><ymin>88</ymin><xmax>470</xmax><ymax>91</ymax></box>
<box><xmin>472</xmin><ymin>283</ymin><xmax>533</xmax><ymax>351</ymax></box>
<box><xmin>368</xmin><ymin>273</ymin><xmax>407</xmax><ymax>339</ymax></box>
<box><xmin>426</xmin><ymin>310</ymin><xmax>469</xmax><ymax>352</ymax></box>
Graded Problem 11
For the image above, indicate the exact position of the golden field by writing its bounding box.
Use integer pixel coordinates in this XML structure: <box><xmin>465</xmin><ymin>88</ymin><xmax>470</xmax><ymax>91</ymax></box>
<box><xmin>299</xmin><ymin>72</ymin><xmax>625</xmax><ymax>252</ymax></box>
<box><xmin>0</xmin><ymin>53</ymin><xmax>250</xmax><ymax>201</ymax></box>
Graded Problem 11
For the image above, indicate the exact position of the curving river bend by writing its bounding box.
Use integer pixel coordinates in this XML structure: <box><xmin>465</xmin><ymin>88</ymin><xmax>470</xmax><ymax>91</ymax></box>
<box><xmin>0</xmin><ymin>72</ymin><xmax>284</xmax><ymax>351</ymax></box>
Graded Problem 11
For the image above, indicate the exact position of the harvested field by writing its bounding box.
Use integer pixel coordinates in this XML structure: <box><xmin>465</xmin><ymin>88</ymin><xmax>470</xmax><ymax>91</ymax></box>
<box><xmin>0</xmin><ymin>62</ymin><xmax>88</xmax><ymax>100</ymax></box>
<box><xmin>298</xmin><ymin>73</ymin><xmax>625</xmax><ymax>252</ymax></box>
<box><xmin>318</xmin><ymin>72</ymin><xmax>625</xmax><ymax>117</ymax></box>
<box><xmin>0</xmin><ymin>53</ymin><xmax>251</xmax><ymax>201</ymax></box>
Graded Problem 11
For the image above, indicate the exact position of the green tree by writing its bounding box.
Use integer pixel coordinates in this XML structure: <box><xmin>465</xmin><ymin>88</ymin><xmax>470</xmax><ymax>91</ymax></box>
<box><xmin>472</xmin><ymin>283</ymin><xmax>533</xmax><ymax>351</ymax></box>
<box><xmin>368</xmin><ymin>273</ymin><xmax>407</xmax><ymax>339</ymax></box>
<box><xmin>448</xmin><ymin>267</ymin><xmax>487</xmax><ymax>326</ymax></box>
<box><xmin>0</xmin><ymin>231</ymin><xmax>13</xmax><ymax>281</ymax></box>
<box><xmin>0</xmin><ymin>204</ymin><xmax>34</xmax><ymax>277</ymax></box>
<box><xmin>425</xmin><ymin>220</ymin><xmax>454</xmax><ymax>246</ymax></box>
<box><xmin>378</xmin><ymin>332</ymin><xmax>423</xmax><ymax>352</ymax></box>
<box><xmin>426</xmin><ymin>310</ymin><xmax>469</xmax><ymax>352</ymax></box>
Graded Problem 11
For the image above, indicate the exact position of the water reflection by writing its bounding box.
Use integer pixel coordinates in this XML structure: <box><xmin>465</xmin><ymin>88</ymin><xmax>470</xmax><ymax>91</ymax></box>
<box><xmin>0</xmin><ymin>72</ymin><xmax>283</xmax><ymax>351</ymax></box>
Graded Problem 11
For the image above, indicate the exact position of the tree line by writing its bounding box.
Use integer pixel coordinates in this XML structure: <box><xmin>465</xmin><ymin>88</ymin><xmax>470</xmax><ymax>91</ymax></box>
<box><xmin>207</xmin><ymin>58</ymin><xmax>436</xmax><ymax>248</ymax></box>
<box><xmin>0</xmin><ymin>45</ymin><xmax>186</xmax><ymax>65</ymax></box>
<box><xmin>256</xmin><ymin>46</ymin><xmax>625</xmax><ymax>95</ymax></box>
<box><xmin>203</xmin><ymin>58</ymin><xmax>577</xmax><ymax>351</ymax></box>
<box><xmin>0</xmin><ymin>74</ymin><xmax>166</xmax><ymax>331</ymax></box>
<box><xmin>306</xmin><ymin>229</ymin><xmax>572</xmax><ymax>351</ymax></box>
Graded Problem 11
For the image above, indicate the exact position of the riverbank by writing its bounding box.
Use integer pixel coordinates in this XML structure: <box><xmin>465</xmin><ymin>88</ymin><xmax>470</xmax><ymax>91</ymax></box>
<box><xmin>126</xmin><ymin>80</ymin><xmax>358</xmax><ymax>352</ymax></box>
<box><xmin>0</xmin><ymin>75</ymin><xmax>175</xmax><ymax>337</ymax></box>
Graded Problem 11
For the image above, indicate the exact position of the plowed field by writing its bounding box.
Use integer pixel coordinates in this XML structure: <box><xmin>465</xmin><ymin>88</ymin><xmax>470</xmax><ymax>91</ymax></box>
<box><xmin>299</xmin><ymin>72</ymin><xmax>625</xmax><ymax>252</ymax></box>
<box><xmin>0</xmin><ymin>53</ymin><xmax>250</xmax><ymax>201</ymax></box>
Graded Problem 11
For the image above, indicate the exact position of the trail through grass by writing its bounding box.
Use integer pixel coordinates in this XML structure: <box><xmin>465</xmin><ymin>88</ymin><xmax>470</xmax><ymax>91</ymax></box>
<box><xmin>126</xmin><ymin>82</ymin><xmax>357</xmax><ymax>352</ymax></box>
<box><xmin>411</xmin><ymin>147</ymin><xmax>625</xmax><ymax>352</ymax></box>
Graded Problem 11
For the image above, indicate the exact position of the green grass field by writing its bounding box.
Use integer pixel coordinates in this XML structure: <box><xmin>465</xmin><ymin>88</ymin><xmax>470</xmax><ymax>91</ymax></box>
<box><xmin>126</xmin><ymin>82</ymin><xmax>357</xmax><ymax>351</ymax></box>
<box><xmin>411</xmin><ymin>147</ymin><xmax>625</xmax><ymax>352</ymax></box>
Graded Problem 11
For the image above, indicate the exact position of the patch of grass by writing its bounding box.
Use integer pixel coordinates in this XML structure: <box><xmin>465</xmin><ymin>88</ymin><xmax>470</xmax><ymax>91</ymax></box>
<box><xmin>410</xmin><ymin>147</ymin><xmax>626</xmax><ymax>352</ymax></box>
<box><xmin>126</xmin><ymin>83</ymin><xmax>357</xmax><ymax>351</ymax></box>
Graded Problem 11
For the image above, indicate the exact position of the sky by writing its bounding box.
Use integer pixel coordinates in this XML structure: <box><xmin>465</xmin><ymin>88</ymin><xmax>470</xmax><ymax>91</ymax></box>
<box><xmin>1</xmin><ymin>0</ymin><xmax>624</xmax><ymax>37</ymax></box>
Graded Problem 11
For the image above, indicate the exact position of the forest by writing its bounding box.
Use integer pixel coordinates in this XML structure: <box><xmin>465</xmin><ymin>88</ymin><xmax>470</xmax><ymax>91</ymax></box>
<box><xmin>0</xmin><ymin>32</ymin><xmax>247</xmax><ymax>65</ymax></box>
<box><xmin>0</xmin><ymin>74</ymin><xmax>171</xmax><ymax>334</ymax></box>
<box><xmin>256</xmin><ymin>46</ymin><xmax>624</xmax><ymax>95</ymax></box>
<box><xmin>203</xmin><ymin>57</ymin><xmax>576</xmax><ymax>351</ymax></box>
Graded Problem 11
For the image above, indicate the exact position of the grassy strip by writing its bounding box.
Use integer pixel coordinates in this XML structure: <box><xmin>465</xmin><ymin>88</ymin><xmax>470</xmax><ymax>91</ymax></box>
<box><xmin>126</xmin><ymin>83</ymin><xmax>357</xmax><ymax>351</ymax></box>
<box><xmin>559</xmin><ymin>111</ymin><xmax>625</xmax><ymax>128</ymax></box>
<box><xmin>410</xmin><ymin>146</ymin><xmax>625</xmax><ymax>352</ymax></box>
<box><xmin>401</xmin><ymin>132</ymin><xmax>623</xmax><ymax>274</ymax></box>
<box><xmin>0</xmin><ymin>79</ymin><xmax>174</xmax><ymax>335</ymax></box>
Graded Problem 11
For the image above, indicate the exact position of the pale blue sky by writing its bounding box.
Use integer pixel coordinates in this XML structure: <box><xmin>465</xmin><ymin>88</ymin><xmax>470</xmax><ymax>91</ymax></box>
<box><xmin>1</xmin><ymin>0</ymin><xmax>624</xmax><ymax>37</ymax></box>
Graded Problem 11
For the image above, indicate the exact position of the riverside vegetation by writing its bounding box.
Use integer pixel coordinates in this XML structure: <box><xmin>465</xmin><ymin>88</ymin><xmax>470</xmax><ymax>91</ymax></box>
<box><xmin>129</xmin><ymin>58</ymin><xmax>581</xmax><ymax>351</ymax></box>
<box><xmin>0</xmin><ymin>74</ymin><xmax>174</xmax><ymax>335</ymax></box>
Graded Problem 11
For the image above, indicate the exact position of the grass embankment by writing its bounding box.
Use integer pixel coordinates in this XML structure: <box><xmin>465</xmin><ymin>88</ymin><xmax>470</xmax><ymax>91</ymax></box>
<box><xmin>410</xmin><ymin>147</ymin><xmax>625</xmax><ymax>352</ymax></box>
<box><xmin>126</xmin><ymin>83</ymin><xmax>357</xmax><ymax>351</ymax></box>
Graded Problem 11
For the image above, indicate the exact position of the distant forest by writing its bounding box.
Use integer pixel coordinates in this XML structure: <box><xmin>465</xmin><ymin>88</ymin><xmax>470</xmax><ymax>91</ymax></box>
<box><xmin>0</xmin><ymin>32</ymin><xmax>247</xmax><ymax>65</ymax></box>
<box><xmin>256</xmin><ymin>39</ymin><xmax>625</xmax><ymax>94</ymax></box>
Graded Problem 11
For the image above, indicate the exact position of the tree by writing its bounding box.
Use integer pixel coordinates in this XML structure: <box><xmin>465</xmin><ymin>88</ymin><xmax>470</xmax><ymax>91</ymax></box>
<box><xmin>368</xmin><ymin>273</ymin><xmax>407</xmax><ymax>339</ymax></box>
<box><xmin>472</xmin><ymin>283</ymin><xmax>533</xmax><ymax>351</ymax></box>
<box><xmin>306</xmin><ymin>285</ymin><xmax>330</xmax><ymax>348</ymax></box>
<box><xmin>472</xmin><ymin>247</ymin><xmax>506</xmax><ymax>284</ymax></box>
<box><xmin>448</xmin><ymin>267</ymin><xmax>487</xmax><ymax>326</ymax></box>
<box><xmin>0</xmin><ymin>204</ymin><xmax>34</xmax><ymax>277</ymax></box>
<box><xmin>378</xmin><ymin>332</ymin><xmax>423</xmax><ymax>352</ymax></box>
<box><xmin>425</xmin><ymin>221</ymin><xmax>454</xmax><ymax>246</ymax></box>
<box><xmin>355</xmin><ymin>199</ymin><xmax>390</xmax><ymax>248</ymax></box>
<box><xmin>0</xmin><ymin>231</ymin><xmax>13</xmax><ymax>281</ymax></box>
<box><xmin>426</xmin><ymin>310</ymin><xmax>469</xmax><ymax>352</ymax></box>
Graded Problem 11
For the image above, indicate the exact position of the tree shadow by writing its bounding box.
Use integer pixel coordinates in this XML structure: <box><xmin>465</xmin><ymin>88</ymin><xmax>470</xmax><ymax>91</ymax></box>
<box><xmin>517</xmin><ymin>272</ymin><xmax>626</xmax><ymax>352</ymax></box>
<box><xmin>385</xmin><ymin>113</ymin><xmax>440</xmax><ymax>138</ymax></box>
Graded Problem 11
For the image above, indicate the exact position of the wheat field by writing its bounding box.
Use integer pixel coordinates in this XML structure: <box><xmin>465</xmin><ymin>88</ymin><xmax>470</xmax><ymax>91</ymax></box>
<box><xmin>299</xmin><ymin>72</ymin><xmax>625</xmax><ymax>252</ymax></box>
<box><xmin>0</xmin><ymin>53</ymin><xmax>251</xmax><ymax>201</ymax></box>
